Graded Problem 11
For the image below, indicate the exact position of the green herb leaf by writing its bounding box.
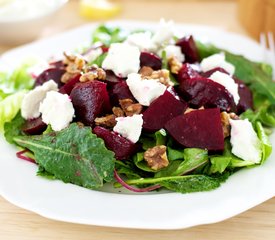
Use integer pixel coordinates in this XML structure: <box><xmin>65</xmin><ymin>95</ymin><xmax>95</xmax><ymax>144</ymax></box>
<box><xmin>13</xmin><ymin>123</ymin><xmax>115</xmax><ymax>189</ymax></box>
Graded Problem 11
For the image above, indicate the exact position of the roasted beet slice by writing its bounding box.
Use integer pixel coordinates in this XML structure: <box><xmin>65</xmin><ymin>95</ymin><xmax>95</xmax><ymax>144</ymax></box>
<box><xmin>234</xmin><ymin>78</ymin><xmax>253</xmax><ymax>114</ymax></box>
<box><xmin>176</xmin><ymin>35</ymin><xmax>200</xmax><ymax>63</ymax></box>
<box><xmin>165</xmin><ymin>108</ymin><xmax>224</xmax><ymax>151</ymax></box>
<box><xmin>93</xmin><ymin>126</ymin><xmax>139</xmax><ymax>160</ymax></box>
<box><xmin>22</xmin><ymin>117</ymin><xmax>47</xmax><ymax>135</ymax></box>
<box><xmin>143</xmin><ymin>91</ymin><xmax>187</xmax><ymax>132</ymax></box>
<box><xmin>109</xmin><ymin>81</ymin><xmax>135</xmax><ymax>106</ymax></box>
<box><xmin>177</xmin><ymin>63</ymin><xmax>201</xmax><ymax>84</ymax></box>
<box><xmin>140</xmin><ymin>52</ymin><xmax>162</xmax><ymax>70</ymax></box>
<box><xmin>201</xmin><ymin>67</ymin><xmax>229</xmax><ymax>78</ymax></box>
<box><xmin>59</xmin><ymin>74</ymin><xmax>81</xmax><ymax>95</ymax></box>
<box><xmin>70</xmin><ymin>81</ymin><xmax>111</xmax><ymax>126</ymax></box>
<box><xmin>35</xmin><ymin>68</ymin><xmax>66</xmax><ymax>87</ymax></box>
<box><xmin>178</xmin><ymin>77</ymin><xmax>236</xmax><ymax>112</ymax></box>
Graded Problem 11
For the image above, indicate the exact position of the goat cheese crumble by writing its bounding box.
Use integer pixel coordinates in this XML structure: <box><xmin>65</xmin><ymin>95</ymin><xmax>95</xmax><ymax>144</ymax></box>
<box><xmin>200</xmin><ymin>52</ymin><xmax>235</xmax><ymax>75</ymax></box>
<box><xmin>230</xmin><ymin>119</ymin><xmax>262</xmax><ymax>163</ymax></box>
<box><xmin>102</xmin><ymin>43</ymin><xmax>140</xmax><ymax>77</ymax></box>
<box><xmin>39</xmin><ymin>91</ymin><xmax>75</xmax><ymax>131</ymax></box>
<box><xmin>126</xmin><ymin>73</ymin><xmax>167</xmax><ymax>106</ymax></box>
<box><xmin>113</xmin><ymin>114</ymin><xmax>143</xmax><ymax>143</ymax></box>
<box><xmin>21</xmin><ymin>80</ymin><xmax>58</xmax><ymax>119</ymax></box>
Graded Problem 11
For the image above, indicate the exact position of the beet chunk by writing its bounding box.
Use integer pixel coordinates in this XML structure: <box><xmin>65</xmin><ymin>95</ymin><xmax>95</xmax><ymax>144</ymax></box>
<box><xmin>70</xmin><ymin>81</ymin><xmax>111</xmax><ymax>126</ymax></box>
<box><xmin>22</xmin><ymin>117</ymin><xmax>47</xmax><ymax>135</ymax></box>
<box><xmin>176</xmin><ymin>35</ymin><xmax>200</xmax><ymax>63</ymax></box>
<box><xmin>178</xmin><ymin>77</ymin><xmax>236</xmax><ymax>112</ymax></box>
<box><xmin>140</xmin><ymin>52</ymin><xmax>162</xmax><ymax>70</ymax></box>
<box><xmin>234</xmin><ymin>78</ymin><xmax>253</xmax><ymax>114</ymax></box>
<box><xmin>165</xmin><ymin>108</ymin><xmax>224</xmax><ymax>151</ymax></box>
<box><xmin>59</xmin><ymin>74</ymin><xmax>81</xmax><ymax>95</ymax></box>
<box><xmin>93</xmin><ymin>126</ymin><xmax>139</xmax><ymax>160</ymax></box>
<box><xmin>143</xmin><ymin>91</ymin><xmax>187</xmax><ymax>132</ymax></box>
<box><xmin>177</xmin><ymin>63</ymin><xmax>201</xmax><ymax>84</ymax></box>
<box><xmin>109</xmin><ymin>81</ymin><xmax>135</xmax><ymax>106</ymax></box>
<box><xmin>35</xmin><ymin>68</ymin><xmax>66</xmax><ymax>87</ymax></box>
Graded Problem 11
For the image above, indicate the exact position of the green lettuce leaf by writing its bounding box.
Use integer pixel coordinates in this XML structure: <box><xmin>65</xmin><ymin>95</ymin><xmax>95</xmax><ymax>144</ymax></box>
<box><xmin>0</xmin><ymin>62</ymin><xmax>34</xmax><ymax>100</ymax></box>
<box><xmin>0</xmin><ymin>90</ymin><xmax>27</xmax><ymax>132</ymax></box>
<box><xmin>13</xmin><ymin>123</ymin><xmax>115</xmax><ymax>189</ymax></box>
<box><xmin>256</xmin><ymin>121</ymin><xmax>272</xmax><ymax>162</ymax></box>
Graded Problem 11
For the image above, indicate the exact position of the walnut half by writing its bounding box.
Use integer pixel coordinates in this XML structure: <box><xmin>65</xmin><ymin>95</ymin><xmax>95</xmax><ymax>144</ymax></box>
<box><xmin>119</xmin><ymin>99</ymin><xmax>142</xmax><ymax>117</ymax></box>
<box><xmin>144</xmin><ymin>145</ymin><xmax>169</xmax><ymax>171</ymax></box>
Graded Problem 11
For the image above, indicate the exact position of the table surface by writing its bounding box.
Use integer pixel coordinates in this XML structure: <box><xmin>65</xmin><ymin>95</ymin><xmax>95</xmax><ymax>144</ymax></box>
<box><xmin>1</xmin><ymin>0</ymin><xmax>275</xmax><ymax>239</ymax></box>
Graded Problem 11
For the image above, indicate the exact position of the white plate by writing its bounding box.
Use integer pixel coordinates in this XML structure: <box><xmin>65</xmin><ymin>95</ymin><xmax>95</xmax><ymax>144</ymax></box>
<box><xmin>0</xmin><ymin>20</ymin><xmax>274</xmax><ymax>230</ymax></box>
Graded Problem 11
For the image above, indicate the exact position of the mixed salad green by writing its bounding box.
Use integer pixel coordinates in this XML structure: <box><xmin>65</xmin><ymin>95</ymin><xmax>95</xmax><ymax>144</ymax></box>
<box><xmin>0</xmin><ymin>21</ymin><xmax>274</xmax><ymax>194</ymax></box>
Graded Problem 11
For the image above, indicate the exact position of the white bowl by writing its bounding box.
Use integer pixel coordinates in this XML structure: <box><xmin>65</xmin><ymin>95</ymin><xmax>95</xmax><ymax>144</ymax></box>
<box><xmin>0</xmin><ymin>0</ymin><xmax>68</xmax><ymax>46</ymax></box>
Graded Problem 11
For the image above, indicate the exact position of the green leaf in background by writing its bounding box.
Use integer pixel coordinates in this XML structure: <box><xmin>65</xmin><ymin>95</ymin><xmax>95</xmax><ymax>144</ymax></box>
<box><xmin>89</xmin><ymin>52</ymin><xmax>107</xmax><ymax>67</ymax></box>
<box><xmin>210</xmin><ymin>156</ymin><xmax>231</xmax><ymax>174</ymax></box>
<box><xmin>13</xmin><ymin>123</ymin><xmax>116</xmax><ymax>189</ymax></box>
<box><xmin>4</xmin><ymin>112</ymin><xmax>25</xmax><ymax>144</ymax></box>
<box><xmin>115</xmin><ymin>160</ymin><xmax>141</xmax><ymax>179</ymax></box>
<box><xmin>196</xmin><ymin>41</ymin><xmax>275</xmax><ymax>105</ymax></box>
<box><xmin>256</xmin><ymin>121</ymin><xmax>272</xmax><ymax>162</ymax></box>
<box><xmin>91</xmin><ymin>25</ymin><xmax>127</xmax><ymax>46</ymax></box>
<box><xmin>0</xmin><ymin>90</ymin><xmax>27</xmax><ymax>132</ymax></box>
<box><xmin>167</xmin><ymin>147</ymin><xmax>184</xmax><ymax>161</ymax></box>
<box><xmin>0</xmin><ymin>62</ymin><xmax>35</xmax><ymax>100</ymax></box>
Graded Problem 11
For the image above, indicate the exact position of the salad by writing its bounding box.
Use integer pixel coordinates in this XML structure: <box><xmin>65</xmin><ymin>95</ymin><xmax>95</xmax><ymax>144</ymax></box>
<box><xmin>0</xmin><ymin>19</ymin><xmax>274</xmax><ymax>194</ymax></box>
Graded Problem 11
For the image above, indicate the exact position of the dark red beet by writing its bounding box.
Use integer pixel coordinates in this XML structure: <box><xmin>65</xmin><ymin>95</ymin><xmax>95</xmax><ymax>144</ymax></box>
<box><xmin>201</xmin><ymin>67</ymin><xmax>229</xmax><ymax>78</ymax></box>
<box><xmin>109</xmin><ymin>81</ymin><xmax>135</xmax><ymax>106</ymax></box>
<box><xmin>59</xmin><ymin>74</ymin><xmax>81</xmax><ymax>95</ymax></box>
<box><xmin>140</xmin><ymin>52</ymin><xmax>162</xmax><ymax>70</ymax></box>
<box><xmin>22</xmin><ymin>118</ymin><xmax>47</xmax><ymax>135</ymax></box>
<box><xmin>143</xmin><ymin>91</ymin><xmax>187</xmax><ymax>132</ymax></box>
<box><xmin>165</xmin><ymin>108</ymin><xmax>224</xmax><ymax>151</ymax></box>
<box><xmin>178</xmin><ymin>77</ymin><xmax>236</xmax><ymax>112</ymax></box>
<box><xmin>177</xmin><ymin>63</ymin><xmax>201</xmax><ymax>84</ymax></box>
<box><xmin>234</xmin><ymin>78</ymin><xmax>253</xmax><ymax>114</ymax></box>
<box><xmin>176</xmin><ymin>35</ymin><xmax>200</xmax><ymax>63</ymax></box>
<box><xmin>70</xmin><ymin>81</ymin><xmax>111</xmax><ymax>126</ymax></box>
<box><xmin>49</xmin><ymin>60</ymin><xmax>65</xmax><ymax>69</ymax></box>
<box><xmin>105</xmin><ymin>70</ymin><xmax>124</xmax><ymax>86</ymax></box>
<box><xmin>35</xmin><ymin>68</ymin><xmax>66</xmax><ymax>87</ymax></box>
<box><xmin>93</xmin><ymin>126</ymin><xmax>139</xmax><ymax>160</ymax></box>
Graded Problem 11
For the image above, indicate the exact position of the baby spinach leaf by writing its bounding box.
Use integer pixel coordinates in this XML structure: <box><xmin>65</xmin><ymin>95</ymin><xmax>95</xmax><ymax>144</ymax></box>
<box><xmin>13</xmin><ymin>123</ymin><xmax>115</xmax><ymax>189</ymax></box>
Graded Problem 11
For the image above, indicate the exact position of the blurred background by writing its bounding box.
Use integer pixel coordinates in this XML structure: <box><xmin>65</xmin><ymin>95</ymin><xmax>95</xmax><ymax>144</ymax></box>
<box><xmin>0</xmin><ymin>0</ymin><xmax>274</xmax><ymax>51</ymax></box>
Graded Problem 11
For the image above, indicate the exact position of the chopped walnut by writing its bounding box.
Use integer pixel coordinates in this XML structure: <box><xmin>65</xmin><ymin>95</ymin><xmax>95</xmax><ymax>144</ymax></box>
<box><xmin>144</xmin><ymin>145</ymin><xmax>169</xmax><ymax>171</ymax></box>
<box><xmin>229</xmin><ymin>112</ymin><xmax>240</xmax><ymax>120</ymax></box>
<box><xmin>61</xmin><ymin>72</ymin><xmax>79</xmax><ymax>84</ymax></box>
<box><xmin>94</xmin><ymin>114</ymin><xmax>116</xmax><ymax>128</ymax></box>
<box><xmin>119</xmin><ymin>99</ymin><xmax>143</xmax><ymax>117</ymax></box>
<box><xmin>184</xmin><ymin>106</ymin><xmax>204</xmax><ymax>114</ymax></box>
<box><xmin>220</xmin><ymin>112</ymin><xmax>231</xmax><ymax>138</ymax></box>
<box><xmin>139</xmin><ymin>66</ymin><xmax>154</xmax><ymax>77</ymax></box>
<box><xmin>168</xmin><ymin>56</ymin><xmax>183</xmax><ymax>74</ymax></box>
<box><xmin>76</xmin><ymin>122</ymin><xmax>85</xmax><ymax>128</ymax></box>
<box><xmin>142</xmin><ymin>69</ymin><xmax>174</xmax><ymax>87</ymax></box>
<box><xmin>61</xmin><ymin>52</ymin><xmax>86</xmax><ymax>83</ymax></box>
<box><xmin>112</xmin><ymin>107</ymin><xmax>124</xmax><ymax>117</ymax></box>
<box><xmin>80</xmin><ymin>66</ymin><xmax>106</xmax><ymax>82</ymax></box>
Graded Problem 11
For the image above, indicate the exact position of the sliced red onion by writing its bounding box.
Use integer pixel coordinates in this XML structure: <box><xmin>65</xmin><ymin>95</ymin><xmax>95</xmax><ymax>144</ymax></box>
<box><xmin>114</xmin><ymin>170</ymin><xmax>161</xmax><ymax>193</ymax></box>
<box><xmin>16</xmin><ymin>150</ymin><xmax>36</xmax><ymax>164</ymax></box>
